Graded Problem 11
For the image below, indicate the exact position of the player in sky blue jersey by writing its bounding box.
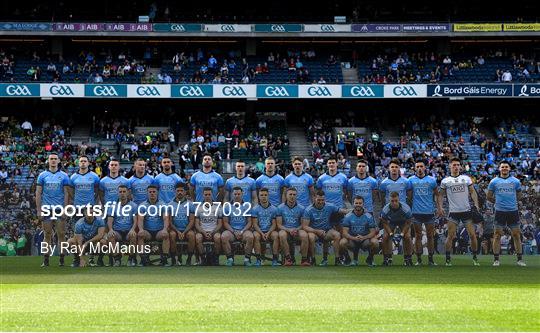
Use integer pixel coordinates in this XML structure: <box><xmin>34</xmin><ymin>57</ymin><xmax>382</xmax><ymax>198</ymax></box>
<box><xmin>284</xmin><ymin>156</ymin><xmax>315</xmax><ymax>207</ymax></box>
<box><xmin>316</xmin><ymin>157</ymin><xmax>348</xmax><ymax>208</ymax></box>
<box><xmin>105</xmin><ymin>185</ymin><xmax>138</xmax><ymax>267</ymax></box>
<box><xmin>190</xmin><ymin>153</ymin><xmax>224</xmax><ymax>202</ymax></box>
<box><xmin>339</xmin><ymin>196</ymin><xmax>378</xmax><ymax>266</ymax></box>
<box><xmin>347</xmin><ymin>160</ymin><xmax>378</xmax><ymax>214</ymax></box>
<box><xmin>36</xmin><ymin>152</ymin><xmax>70</xmax><ymax>267</ymax></box>
<box><xmin>67</xmin><ymin>212</ymin><xmax>106</xmax><ymax>268</ymax></box>
<box><xmin>224</xmin><ymin>160</ymin><xmax>257</xmax><ymax>204</ymax></box>
<box><xmin>69</xmin><ymin>156</ymin><xmax>100</xmax><ymax>208</ymax></box>
<box><xmin>154</xmin><ymin>157</ymin><xmax>184</xmax><ymax>203</ymax></box>
<box><xmin>380</xmin><ymin>192</ymin><xmax>414</xmax><ymax>266</ymax></box>
<box><xmin>302</xmin><ymin>190</ymin><xmax>350</xmax><ymax>266</ymax></box>
<box><xmin>99</xmin><ymin>159</ymin><xmax>129</xmax><ymax>205</ymax></box>
<box><xmin>136</xmin><ymin>185</ymin><xmax>170</xmax><ymax>266</ymax></box>
<box><xmin>379</xmin><ymin>159</ymin><xmax>412</xmax><ymax>205</ymax></box>
<box><xmin>167</xmin><ymin>183</ymin><xmax>196</xmax><ymax>266</ymax></box>
<box><xmin>408</xmin><ymin>160</ymin><xmax>443</xmax><ymax>266</ymax></box>
<box><xmin>277</xmin><ymin>188</ymin><xmax>309</xmax><ymax>266</ymax></box>
<box><xmin>222</xmin><ymin>187</ymin><xmax>254</xmax><ymax>266</ymax></box>
<box><xmin>255</xmin><ymin>157</ymin><xmax>285</xmax><ymax>206</ymax></box>
<box><xmin>487</xmin><ymin>161</ymin><xmax>526</xmax><ymax>267</ymax></box>
<box><xmin>128</xmin><ymin>159</ymin><xmax>156</xmax><ymax>204</ymax></box>
<box><xmin>251</xmin><ymin>188</ymin><xmax>279</xmax><ymax>266</ymax></box>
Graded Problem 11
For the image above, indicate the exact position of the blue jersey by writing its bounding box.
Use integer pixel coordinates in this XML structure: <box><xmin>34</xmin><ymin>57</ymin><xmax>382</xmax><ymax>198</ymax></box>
<box><xmin>190</xmin><ymin>170</ymin><xmax>224</xmax><ymax>202</ymax></box>
<box><xmin>225</xmin><ymin>176</ymin><xmax>256</xmax><ymax>203</ymax></box>
<box><xmin>342</xmin><ymin>211</ymin><xmax>377</xmax><ymax>236</ymax></box>
<box><xmin>252</xmin><ymin>204</ymin><xmax>278</xmax><ymax>232</ymax></box>
<box><xmin>106</xmin><ymin>201</ymin><xmax>137</xmax><ymax>232</ymax></box>
<box><xmin>284</xmin><ymin>172</ymin><xmax>314</xmax><ymax>207</ymax></box>
<box><xmin>347</xmin><ymin>176</ymin><xmax>378</xmax><ymax>213</ymax></box>
<box><xmin>302</xmin><ymin>203</ymin><xmax>339</xmax><ymax>231</ymax></box>
<box><xmin>70</xmin><ymin>171</ymin><xmax>100</xmax><ymax>206</ymax></box>
<box><xmin>138</xmin><ymin>200</ymin><xmax>166</xmax><ymax>231</ymax></box>
<box><xmin>255</xmin><ymin>173</ymin><xmax>285</xmax><ymax>206</ymax></box>
<box><xmin>155</xmin><ymin>172</ymin><xmax>184</xmax><ymax>203</ymax></box>
<box><xmin>74</xmin><ymin>217</ymin><xmax>105</xmax><ymax>241</ymax></box>
<box><xmin>379</xmin><ymin>176</ymin><xmax>411</xmax><ymax>204</ymax></box>
<box><xmin>277</xmin><ymin>203</ymin><xmax>305</xmax><ymax>229</ymax></box>
<box><xmin>316</xmin><ymin>172</ymin><xmax>348</xmax><ymax>208</ymax></box>
<box><xmin>128</xmin><ymin>174</ymin><xmax>155</xmax><ymax>204</ymax></box>
<box><xmin>226</xmin><ymin>203</ymin><xmax>251</xmax><ymax>231</ymax></box>
<box><xmin>100</xmin><ymin>175</ymin><xmax>129</xmax><ymax>204</ymax></box>
<box><xmin>37</xmin><ymin>170</ymin><xmax>70</xmax><ymax>206</ymax></box>
<box><xmin>168</xmin><ymin>199</ymin><xmax>194</xmax><ymax>231</ymax></box>
<box><xmin>488</xmin><ymin>176</ymin><xmax>521</xmax><ymax>211</ymax></box>
<box><xmin>408</xmin><ymin>175</ymin><xmax>438</xmax><ymax>214</ymax></box>
<box><xmin>381</xmin><ymin>203</ymin><xmax>413</xmax><ymax>223</ymax></box>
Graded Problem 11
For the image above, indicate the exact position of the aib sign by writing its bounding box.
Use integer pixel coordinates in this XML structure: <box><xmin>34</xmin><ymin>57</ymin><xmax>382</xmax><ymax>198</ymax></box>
<box><xmin>514</xmin><ymin>84</ymin><xmax>540</xmax><ymax>97</ymax></box>
<box><xmin>384</xmin><ymin>85</ymin><xmax>427</xmax><ymax>98</ymax></box>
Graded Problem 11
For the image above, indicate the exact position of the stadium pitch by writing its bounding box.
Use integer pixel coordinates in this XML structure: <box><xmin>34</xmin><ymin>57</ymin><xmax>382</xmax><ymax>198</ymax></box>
<box><xmin>1</xmin><ymin>255</ymin><xmax>539</xmax><ymax>332</ymax></box>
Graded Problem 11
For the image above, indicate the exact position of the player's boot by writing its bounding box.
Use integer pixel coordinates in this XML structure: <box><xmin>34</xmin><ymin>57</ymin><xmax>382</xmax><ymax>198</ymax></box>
<box><xmin>415</xmin><ymin>258</ymin><xmax>422</xmax><ymax>266</ymax></box>
<box><xmin>348</xmin><ymin>260</ymin><xmax>359</xmax><ymax>266</ymax></box>
<box><xmin>254</xmin><ymin>259</ymin><xmax>262</xmax><ymax>267</ymax></box>
<box><xmin>284</xmin><ymin>258</ymin><xmax>293</xmax><ymax>266</ymax></box>
<box><xmin>225</xmin><ymin>257</ymin><xmax>234</xmax><ymax>267</ymax></box>
<box><xmin>113</xmin><ymin>257</ymin><xmax>122</xmax><ymax>267</ymax></box>
<box><xmin>243</xmin><ymin>257</ymin><xmax>252</xmax><ymax>267</ymax></box>
<box><xmin>96</xmin><ymin>255</ymin><xmax>105</xmax><ymax>267</ymax></box>
<box><xmin>300</xmin><ymin>258</ymin><xmax>311</xmax><ymax>266</ymax></box>
<box><xmin>318</xmin><ymin>258</ymin><xmax>328</xmax><ymax>267</ymax></box>
<box><xmin>41</xmin><ymin>255</ymin><xmax>50</xmax><ymax>267</ymax></box>
<box><xmin>492</xmin><ymin>260</ymin><xmax>500</xmax><ymax>267</ymax></box>
<box><xmin>517</xmin><ymin>260</ymin><xmax>527</xmax><ymax>267</ymax></box>
<box><xmin>472</xmin><ymin>258</ymin><xmax>480</xmax><ymax>266</ymax></box>
<box><xmin>88</xmin><ymin>256</ymin><xmax>97</xmax><ymax>267</ymax></box>
<box><xmin>445</xmin><ymin>258</ymin><xmax>452</xmax><ymax>266</ymax></box>
<box><xmin>71</xmin><ymin>256</ymin><xmax>80</xmax><ymax>268</ymax></box>
<box><xmin>59</xmin><ymin>254</ymin><xmax>65</xmax><ymax>267</ymax></box>
<box><xmin>365</xmin><ymin>256</ymin><xmax>375</xmax><ymax>267</ymax></box>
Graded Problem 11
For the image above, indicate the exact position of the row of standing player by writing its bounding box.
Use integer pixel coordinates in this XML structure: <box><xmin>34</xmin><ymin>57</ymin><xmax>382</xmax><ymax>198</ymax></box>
<box><xmin>36</xmin><ymin>152</ymin><xmax>527</xmax><ymax>267</ymax></box>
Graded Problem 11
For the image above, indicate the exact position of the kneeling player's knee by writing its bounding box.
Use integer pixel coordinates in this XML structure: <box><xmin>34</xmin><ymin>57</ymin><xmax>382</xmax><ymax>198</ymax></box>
<box><xmin>278</xmin><ymin>230</ymin><xmax>287</xmax><ymax>239</ymax></box>
<box><xmin>308</xmin><ymin>233</ymin><xmax>316</xmax><ymax>241</ymax></box>
<box><xmin>169</xmin><ymin>231</ymin><xmax>176</xmax><ymax>239</ymax></box>
<box><xmin>339</xmin><ymin>238</ymin><xmax>348</xmax><ymax>246</ymax></box>
<box><xmin>196</xmin><ymin>233</ymin><xmax>203</xmax><ymax>242</ymax></box>
<box><xmin>137</xmin><ymin>230</ymin><xmax>146</xmax><ymax>238</ymax></box>
<box><xmin>213</xmin><ymin>233</ymin><xmax>221</xmax><ymax>242</ymax></box>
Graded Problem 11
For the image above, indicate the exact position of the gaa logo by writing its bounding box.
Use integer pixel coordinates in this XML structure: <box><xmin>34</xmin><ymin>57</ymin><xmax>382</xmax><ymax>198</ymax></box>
<box><xmin>350</xmin><ymin>86</ymin><xmax>375</xmax><ymax>97</ymax></box>
<box><xmin>270</xmin><ymin>25</ymin><xmax>286</xmax><ymax>32</ymax></box>
<box><xmin>6</xmin><ymin>85</ymin><xmax>32</xmax><ymax>96</ymax></box>
<box><xmin>93</xmin><ymin>85</ymin><xmax>118</xmax><ymax>96</ymax></box>
<box><xmin>220</xmin><ymin>25</ymin><xmax>236</xmax><ymax>32</ymax></box>
<box><xmin>307</xmin><ymin>86</ymin><xmax>332</xmax><ymax>97</ymax></box>
<box><xmin>49</xmin><ymin>85</ymin><xmax>74</xmax><ymax>96</ymax></box>
<box><xmin>392</xmin><ymin>86</ymin><xmax>417</xmax><ymax>96</ymax></box>
<box><xmin>222</xmin><ymin>86</ymin><xmax>246</xmax><ymax>96</ymax></box>
<box><xmin>136</xmin><ymin>86</ymin><xmax>160</xmax><ymax>96</ymax></box>
<box><xmin>264</xmin><ymin>86</ymin><xmax>289</xmax><ymax>97</ymax></box>
<box><xmin>179</xmin><ymin>86</ymin><xmax>205</xmax><ymax>97</ymax></box>
<box><xmin>320</xmin><ymin>25</ymin><xmax>335</xmax><ymax>32</ymax></box>
<box><xmin>170</xmin><ymin>24</ymin><xmax>186</xmax><ymax>32</ymax></box>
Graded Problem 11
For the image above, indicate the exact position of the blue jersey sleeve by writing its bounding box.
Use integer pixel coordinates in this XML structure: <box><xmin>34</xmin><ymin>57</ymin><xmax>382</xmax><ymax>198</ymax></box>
<box><xmin>367</xmin><ymin>214</ymin><xmax>377</xmax><ymax>228</ymax></box>
<box><xmin>307</xmin><ymin>175</ymin><xmax>314</xmax><ymax>187</ymax></box>
<box><xmin>515</xmin><ymin>179</ymin><xmax>522</xmax><ymax>192</ymax></box>
<box><xmin>487</xmin><ymin>179</ymin><xmax>496</xmax><ymax>192</ymax></box>
<box><xmin>217</xmin><ymin>175</ymin><xmax>224</xmax><ymax>187</ymax></box>
<box><xmin>74</xmin><ymin>222</ymin><xmax>83</xmax><ymax>235</ymax></box>
<box><xmin>342</xmin><ymin>214</ymin><xmax>351</xmax><ymax>228</ymax></box>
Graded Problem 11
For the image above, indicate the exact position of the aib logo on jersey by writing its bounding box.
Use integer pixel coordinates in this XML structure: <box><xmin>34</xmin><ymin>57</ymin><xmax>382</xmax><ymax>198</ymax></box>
<box><xmin>307</xmin><ymin>86</ymin><xmax>332</xmax><ymax>97</ymax></box>
<box><xmin>5</xmin><ymin>85</ymin><xmax>33</xmax><ymax>96</ymax></box>
<box><xmin>136</xmin><ymin>86</ymin><xmax>160</xmax><ymax>96</ymax></box>
<box><xmin>50</xmin><ymin>85</ymin><xmax>74</xmax><ymax>96</ymax></box>
<box><xmin>264</xmin><ymin>86</ymin><xmax>289</xmax><ymax>97</ymax></box>
<box><xmin>393</xmin><ymin>86</ymin><xmax>417</xmax><ymax>96</ymax></box>
<box><xmin>93</xmin><ymin>85</ymin><xmax>118</xmax><ymax>96</ymax></box>
<box><xmin>222</xmin><ymin>86</ymin><xmax>246</xmax><ymax>96</ymax></box>
<box><xmin>450</xmin><ymin>184</ymin><xmax>466</xmax><ymax>193</ymax></box>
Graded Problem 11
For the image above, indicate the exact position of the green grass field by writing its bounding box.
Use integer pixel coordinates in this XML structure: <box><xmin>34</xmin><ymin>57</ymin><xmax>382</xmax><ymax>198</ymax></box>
<box><xmin>1</xmin><ymin>255</ymin><xmax>539</xmax><ymax>332</ymax></box>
